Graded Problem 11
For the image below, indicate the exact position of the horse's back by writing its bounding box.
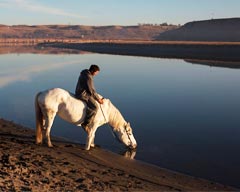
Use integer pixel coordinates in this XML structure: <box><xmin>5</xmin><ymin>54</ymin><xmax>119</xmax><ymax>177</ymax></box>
<box><xmin>38</xmin><ymin>88</ymin><xmax>82</xmax><ymax>109</ymax></box>
<box><xmin>37</xmin><ymin>88</ymin><xmax>86</xmax><ymax>124</ymax></box>
<box><xmin>38</xmin><ymin>88</ymin><xmax>66</xmax><ymax>108</ymax></box>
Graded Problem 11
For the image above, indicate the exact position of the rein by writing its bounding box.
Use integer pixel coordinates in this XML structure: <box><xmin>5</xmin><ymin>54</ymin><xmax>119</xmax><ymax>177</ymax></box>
<box><xmin>99</xmin><ymin>104</ymin><xmax>134</xmax><ymax>147</ymax></box>
<box><xmin>99</xmin><ymin>104</ymin><xmax>117</xmax><ymax>140</ymax></box>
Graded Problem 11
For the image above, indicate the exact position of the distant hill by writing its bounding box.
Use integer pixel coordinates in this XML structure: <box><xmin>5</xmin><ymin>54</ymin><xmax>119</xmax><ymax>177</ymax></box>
<box><xmin>156</xmin><ymin>18</ymin><xmax>240</xmax><ymax>42</ymax></box>
<box><xmin>0</xmin><ymin>25</ymin><xmax>178</xmax><ymax>40</ymax></box>
<box><xmin>2</xmin><ymin>18</ymin><xmax>239</xmax><ymax>42</ymax></box>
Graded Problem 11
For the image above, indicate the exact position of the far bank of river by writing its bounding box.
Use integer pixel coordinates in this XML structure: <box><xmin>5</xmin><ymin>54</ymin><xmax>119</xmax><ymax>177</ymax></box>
<box><xmin>42</xmin><ymin>41</ymin><xmax>240</xmax><ymax>64</ymax></box>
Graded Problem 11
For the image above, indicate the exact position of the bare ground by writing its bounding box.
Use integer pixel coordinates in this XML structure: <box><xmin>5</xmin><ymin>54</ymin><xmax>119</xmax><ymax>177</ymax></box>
<box><xmin>0</xmin><ymin>118</ymin><xmax>237</xmax><ymax>191</ymax></box>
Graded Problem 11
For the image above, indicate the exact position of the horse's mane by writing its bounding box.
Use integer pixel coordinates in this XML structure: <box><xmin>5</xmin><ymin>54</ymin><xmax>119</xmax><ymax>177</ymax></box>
<box><xmin>107</xmin><ymin>100</ymin><xmax>126</xmax><ymax>130</ymax></box>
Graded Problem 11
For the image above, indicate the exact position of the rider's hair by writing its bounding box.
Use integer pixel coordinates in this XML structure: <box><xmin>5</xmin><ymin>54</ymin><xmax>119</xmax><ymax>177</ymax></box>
<box><xmin>89</xmin><ymin>65</ymin><xmax>100</xmax><ymax>73</ymax></box>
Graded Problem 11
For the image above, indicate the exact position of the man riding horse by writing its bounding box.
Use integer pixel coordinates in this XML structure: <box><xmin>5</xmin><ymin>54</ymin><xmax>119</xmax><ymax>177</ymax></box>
<box><xmin>75</xmin><ymin>65</ymin><xmax>104</xmax><ymax>132</ymax></box>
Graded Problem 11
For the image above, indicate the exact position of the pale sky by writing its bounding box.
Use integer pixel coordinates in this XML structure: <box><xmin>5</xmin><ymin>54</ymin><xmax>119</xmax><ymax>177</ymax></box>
<box><xmin>0</xmin><ymin>0</ymin><xmax>239</xmax><ymax>26</ymax></box>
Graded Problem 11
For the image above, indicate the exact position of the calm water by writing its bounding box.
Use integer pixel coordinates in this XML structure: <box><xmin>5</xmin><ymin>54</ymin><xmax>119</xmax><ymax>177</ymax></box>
<box><xmin>1</xmin><ymin>51</ymin><xmax>240</xmax><ymax>188</ymax></box>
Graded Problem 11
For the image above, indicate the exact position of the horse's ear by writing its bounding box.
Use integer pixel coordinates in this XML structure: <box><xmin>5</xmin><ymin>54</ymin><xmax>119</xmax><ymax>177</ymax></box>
<box><xmin>127</xmin><ymin>122</ymin><xmax>131</xmax><ymax>126</ymax></box>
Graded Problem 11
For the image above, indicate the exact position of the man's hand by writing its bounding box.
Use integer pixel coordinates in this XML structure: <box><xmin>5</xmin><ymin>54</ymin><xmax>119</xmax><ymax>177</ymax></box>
<box><xmin>98</xmin><ymin>98</ymin><xmax>104</xmax><ymax>104</ymax></box>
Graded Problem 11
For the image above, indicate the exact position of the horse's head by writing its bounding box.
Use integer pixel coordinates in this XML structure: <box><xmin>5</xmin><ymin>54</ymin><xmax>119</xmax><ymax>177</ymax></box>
<box><xmin>114</xmin><ymin>122</ymin><xmax>137</xmax><ymax>149</ymax></box>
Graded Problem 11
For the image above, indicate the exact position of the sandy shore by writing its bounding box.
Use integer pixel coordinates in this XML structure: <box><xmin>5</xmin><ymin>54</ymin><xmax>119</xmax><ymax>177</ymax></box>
<box><xmin>43</xmin><ymin>41</ymin><xmax>240</xmax><ymax>63</ymax></box>
<box><xmin>0</xmin><ymin>118</ymin><xmax>237</xmax><ymax>191</ymax></box>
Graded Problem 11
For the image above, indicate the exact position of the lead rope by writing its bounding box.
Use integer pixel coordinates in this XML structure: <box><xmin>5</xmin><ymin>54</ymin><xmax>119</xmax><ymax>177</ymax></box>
<box><xmin>100</xmin><ymin>104</ymin><xmax>134</xmax><ymax>146</ymax></box>
<box><xmin>99</xmin><ymin>104</ymin><xmax>118</xmax><ymax>140</ymax></box>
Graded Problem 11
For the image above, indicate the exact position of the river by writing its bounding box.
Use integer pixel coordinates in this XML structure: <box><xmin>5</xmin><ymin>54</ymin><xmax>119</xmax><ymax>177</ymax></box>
<box><xmin>1</xmin><ymin>47</ymin><xmax>240</xmax><ymax>188</ymax></box>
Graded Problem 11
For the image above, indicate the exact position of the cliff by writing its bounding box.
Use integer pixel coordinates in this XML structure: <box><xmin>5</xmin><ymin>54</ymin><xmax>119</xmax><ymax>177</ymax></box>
<box><xmin>156</xmin><ymin>18</ymin><xmax>240</xmax><ymax>42</ymax></box>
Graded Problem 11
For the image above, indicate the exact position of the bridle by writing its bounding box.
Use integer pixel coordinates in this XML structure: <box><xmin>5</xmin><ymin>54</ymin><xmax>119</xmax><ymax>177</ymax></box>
<box><xmin>123</xmin><ymin>124</ymin><xmax>134</xmax><ymax>148</ymax></box>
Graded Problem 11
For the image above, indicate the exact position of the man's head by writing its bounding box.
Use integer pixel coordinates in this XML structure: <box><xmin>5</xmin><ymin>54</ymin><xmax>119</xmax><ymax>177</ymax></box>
<box><xmin>89</xmin><ymin>65</ymin><xmax>100</xmax><ymax>76</ymax></box>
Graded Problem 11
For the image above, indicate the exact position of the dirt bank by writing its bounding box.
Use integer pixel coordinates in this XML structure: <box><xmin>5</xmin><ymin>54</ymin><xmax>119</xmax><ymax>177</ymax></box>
<box><xmin>44</xmin><ymin>41</ymin><xmax>240</xmax><ymax>62</ymax></box>
<box><xmin>0</xmin><ymin>118</ymin><xmax>237</xmax><ymax>191</ymax></box>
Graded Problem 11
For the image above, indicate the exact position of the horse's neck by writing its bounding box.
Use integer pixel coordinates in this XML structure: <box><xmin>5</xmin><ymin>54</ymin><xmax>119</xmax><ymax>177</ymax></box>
<box><xmin>107</xmin><ymin>102</ymin><xmax>126</xmax><ymax>129</ymax></box>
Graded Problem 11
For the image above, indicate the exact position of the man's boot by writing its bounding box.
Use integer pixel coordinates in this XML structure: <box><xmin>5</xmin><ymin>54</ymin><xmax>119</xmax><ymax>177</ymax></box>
<box><xmin>81</xmin><ymin>108</ymin><xmax>95</xmax><ymax>133</ymax></box>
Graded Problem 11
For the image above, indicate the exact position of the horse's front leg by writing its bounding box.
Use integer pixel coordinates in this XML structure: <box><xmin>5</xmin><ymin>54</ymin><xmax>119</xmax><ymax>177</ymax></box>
<box><xmin>90</xmin><ymin>136</ymin><xmax>95</xmax><ymax>148</ymax></box>
<box><xmin>85</xmin><ymin>126</ymin><xmax>97</xmax><ymax>150</ymax></box>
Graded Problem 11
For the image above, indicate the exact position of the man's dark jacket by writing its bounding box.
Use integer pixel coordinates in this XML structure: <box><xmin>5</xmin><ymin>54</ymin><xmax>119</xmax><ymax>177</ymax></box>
<box><xmin>75</xmin><ymin>69</ymin><xmax>100</xmax><ymax>101</ymax></box>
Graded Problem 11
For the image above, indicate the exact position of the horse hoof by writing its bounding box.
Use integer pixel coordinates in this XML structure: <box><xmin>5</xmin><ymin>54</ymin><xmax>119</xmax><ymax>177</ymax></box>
<box><xmin>48</xmin><ymin>144</ymin><xmax>54</xmax><ymax>148</ymax></box>
<box><xmin>85</xmin><ymin>146</ymin><xmax>90</xmax><ymax>150</ymax></box>
<box><xmin>36</xmin><ymin>141</ymin><xmax>42</xmax><ymax>145</ymax></box>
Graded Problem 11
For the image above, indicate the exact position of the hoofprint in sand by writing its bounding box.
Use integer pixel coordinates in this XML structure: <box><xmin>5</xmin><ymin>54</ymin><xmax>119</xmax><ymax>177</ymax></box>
<box><xmin>0</xmin><ymin>118</ymin><xmax>237</xmax><ymax>191</ymax></box>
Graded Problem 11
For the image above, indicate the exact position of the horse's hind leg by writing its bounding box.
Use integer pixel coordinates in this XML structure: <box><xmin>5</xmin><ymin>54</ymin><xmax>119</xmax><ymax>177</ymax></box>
<box><xmin>44</xmin><ymin>111</ymin><xmax>56</xmax><ymax>147</ymax></box>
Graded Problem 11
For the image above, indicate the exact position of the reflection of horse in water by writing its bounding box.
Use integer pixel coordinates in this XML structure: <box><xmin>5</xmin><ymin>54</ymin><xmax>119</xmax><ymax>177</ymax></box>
<box><xmin>35</xmin><ymin>88</ymin><xmax>137</xmax><ymax>150</ymax></box>
<box><xmin>122</xmin><ymin>149</ymin><xmax>137</xmax><ymax>159</ymax></box>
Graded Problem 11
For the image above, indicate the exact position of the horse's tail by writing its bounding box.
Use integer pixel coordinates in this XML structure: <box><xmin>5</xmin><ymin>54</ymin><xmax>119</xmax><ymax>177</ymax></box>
<box><xmin>35</xmin><ymin>92</ymin><xmax>43</xmax><ymax>144</ymax></box>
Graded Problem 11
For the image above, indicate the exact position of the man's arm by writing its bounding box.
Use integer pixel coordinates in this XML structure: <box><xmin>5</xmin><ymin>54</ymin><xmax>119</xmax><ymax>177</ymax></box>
<box><xmin>86</xmin><ymin>75</ymin><xmax>101</xmax><ymax>101</ymax></box>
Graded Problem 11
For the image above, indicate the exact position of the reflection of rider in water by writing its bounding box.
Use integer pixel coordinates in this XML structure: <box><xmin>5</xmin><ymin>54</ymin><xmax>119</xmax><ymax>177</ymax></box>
<box><xmin>75</xmin><ymin>65</ymin><xmax>104</xmax><ymax>132</ymax></box>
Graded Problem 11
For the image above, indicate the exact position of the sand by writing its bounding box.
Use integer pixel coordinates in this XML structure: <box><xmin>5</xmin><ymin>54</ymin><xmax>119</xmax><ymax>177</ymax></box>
<box><xmin>0</xmin><ymin>118</ymin><xmax>237</xmax><ymax>191</ymax></box>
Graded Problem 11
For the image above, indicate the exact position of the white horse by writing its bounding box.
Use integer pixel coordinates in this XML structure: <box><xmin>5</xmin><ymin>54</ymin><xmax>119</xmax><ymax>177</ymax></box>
<box><xmin>35</xmin><ymin>88</ymin><xmax>137</xmax><ymax>150</ymax></box>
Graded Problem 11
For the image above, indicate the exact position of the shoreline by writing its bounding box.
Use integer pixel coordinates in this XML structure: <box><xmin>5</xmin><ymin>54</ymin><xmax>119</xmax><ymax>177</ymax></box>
<box><xmin>0</xmin><ymin>118</ymin><xmax>237</xmax><ymax>191</ymax></box>
<box><xmin>42</xmin><ymin>41</ymin><xmax>240</xmax><ymax>63</ymax></box>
